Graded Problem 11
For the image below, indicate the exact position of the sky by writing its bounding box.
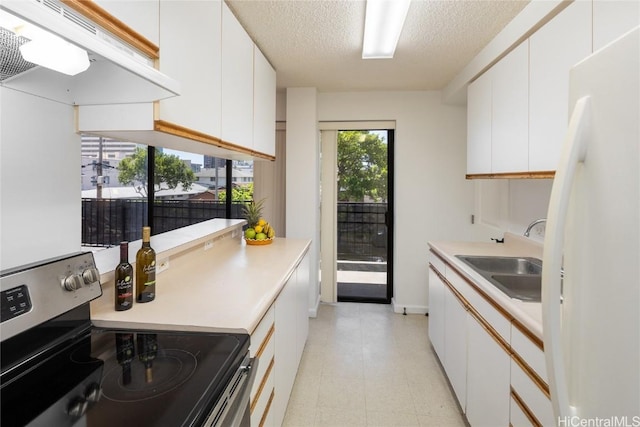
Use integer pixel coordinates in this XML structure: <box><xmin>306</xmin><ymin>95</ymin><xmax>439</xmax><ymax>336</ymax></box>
<box><xmin>164</xmin><ymin>129</ymin><xmax>386</xmax><ymax>166</ymax></box>
<box><xmin>164</xmin><ymin>148</ymin><xmax>204</xmax><ymax>165</ymax></box>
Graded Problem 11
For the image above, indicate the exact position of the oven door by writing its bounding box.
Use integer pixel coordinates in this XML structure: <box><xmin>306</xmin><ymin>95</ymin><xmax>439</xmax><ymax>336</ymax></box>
<box><xmin>204</xmin><ymin>353</ymin><xmax>257</xmax><ymax>427</ymax></box>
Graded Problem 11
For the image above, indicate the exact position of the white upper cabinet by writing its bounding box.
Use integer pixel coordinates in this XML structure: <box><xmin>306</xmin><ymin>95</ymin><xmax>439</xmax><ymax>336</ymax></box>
<box><xmin>222</xmin><ymin>2</ymin><xmax>254</xmax><ymax>150</ymax></box>
<box><xmin>466</xmin><ymin>41</ymin><xmax>528</xmax><ymax>175</ymax></box>
<box><xmin>467</xmin><ymin>71</ymin><xmax>492</xmax><ymax>174</ymax></box>
<box><xmin>158</xmin><ymin>0</ymin><xmax>222</xmax><ymax>138</ymax></box>
<box><xmin>93</xmin><ymin>0</ymin><xmax>160</xmax><ymax>46</ymax></box>
<box><xmin>593</xmin><ymin>0</ymin><xmax>640</xmax><ymax>51</ymax></box>
<box><xmin>529</xmin><ymin>1</ymin><xmax>592</xmax><ymax>172</ymax></box>
<box><xmin>253</xmin><ymin>46</ymin><xmax>276</xmax><ymax>157</ymax></box>
<box><xmin>491</xmin><ymin>41</ymin><xmax>529</xmax><ymax>174</ymax></box>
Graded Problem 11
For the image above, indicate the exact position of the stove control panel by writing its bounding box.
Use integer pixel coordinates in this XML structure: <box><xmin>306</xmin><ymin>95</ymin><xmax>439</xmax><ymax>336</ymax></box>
<box><xmin>0</xmin><ymin>252</ymin><xmax>103</xmax><ymax>341</ymax></box>
<box><xmin>0</xmin><ymin>285</ymin><xmax>32</xmax><ymax>323</ymax></box>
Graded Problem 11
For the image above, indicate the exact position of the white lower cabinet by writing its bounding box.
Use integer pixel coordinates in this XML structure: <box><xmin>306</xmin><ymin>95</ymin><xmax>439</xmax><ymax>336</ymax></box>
<box><xmin>428</xmin><ymin>268</ymin><xmax>445</xmax><ymax>358</ymax></box>
<box><xmin>428</xmin><ymin>252</ymin><xmax>553</xmax><ymax>427</ymax></box>
<box><xmin>250</xmin><ymin>251</ymin><xmax>309</xmax><ymax>427</ymax></box>
<box><xmin>511</xmin><ymin>359</ymin><xmax>554</xmax><ymax>426</ymax></box>
<box><xmin>466</xmin><ymin>316</ymin><xmax>511</xmax><ymax>427</ymax></box>
<box><xmin>272</xmin><ymin>251</ymin><xmax>310</xmax><ymax>426</ymax></box>
<box><xmin>443</xmin><ymin>286</ymin><xmax>468</xmax><ymax>410</ymax></box>
<box><xmin>250</xmin><ymin>305</ymin><xmax>275</xmax><ymax>427</ymax></box>
<box><xmin>510</xmin><ymin>394</ymin><xmax>534</xmax><ymax>427</ymax></box>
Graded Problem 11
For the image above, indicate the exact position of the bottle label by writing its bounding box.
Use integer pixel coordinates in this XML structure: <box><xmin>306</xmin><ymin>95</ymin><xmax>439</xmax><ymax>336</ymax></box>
<box><xmin>117</xmin><ymin>278</ymin><xmax>133</xmax><ymax>300</ymax></box>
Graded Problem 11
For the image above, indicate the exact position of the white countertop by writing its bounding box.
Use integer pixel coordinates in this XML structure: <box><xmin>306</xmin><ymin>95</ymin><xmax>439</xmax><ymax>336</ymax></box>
<box><xmin>428</xmin><ymin>232</ymin><xmax>544</xmax><ymax>339</ymax></box>
<box><xmin>91</xmin><ymin>229</ymin><xmax>311</xmax><ymax>335</ymax></box>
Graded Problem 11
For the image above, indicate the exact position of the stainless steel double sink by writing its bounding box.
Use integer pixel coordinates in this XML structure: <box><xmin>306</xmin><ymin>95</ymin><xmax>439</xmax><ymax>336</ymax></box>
<box><xmin>455</xmin><ymin>255</ymin><xmax>542</xmax><ymax>302</ymax></box>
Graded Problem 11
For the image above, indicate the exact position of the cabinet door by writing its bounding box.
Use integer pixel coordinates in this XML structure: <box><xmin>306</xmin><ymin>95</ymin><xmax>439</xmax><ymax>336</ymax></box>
<box><xmin>295</xmin><ymin>252</ymin><xmax>310</xmax><ymax>362</ymax></box>
<box><xmin>593</xmin><ymin>0</ymin><xmax>640</xmax><ymax>51</ymax></box>
<box><xmin>221</xmin><ymin>2</ymin><xmax>254</xmax><ymax>149</ymax></box>
<box><xmin>94</xmin><ymin>0</ymin><xmax>159</xmax><ymax>45</ymax></box>
<box><xmin>158</xmin><ymin>0</ymin><xmax>222</xmax><ymax>138</ymax></box>
<box><xmin>466</xmin><ymin>316</ymin><xmax>510</xmax><ymax>427</ymax></box>
<box><xmin>529</xmin><ymin>0</ymin><xmax>592</xmax><ymax>171</ymax></box>
<box><xmin>491</xmin><ymin>41</ymin><xmax>529</xmax><ymax>173</ymax></box>
<box><xmin>273</xmin><ymin>274</ymin><xmax>297</xmax><ymax>427</ymax></box>
<box><xmin>443</xmin><ymin>287</ymin><xmax>468</xmax><ymax>410</ymax></box>
<box><xmin>428</xmin><ymin>268</ymin><xmax>445</xmax><ymax>359</ymax></box>
<box><xmin>467</xmin><ymin>71</ymin><xmax>492</xmax><ymax>174</ymax></box>
<box><xmin>253</xmin><ymin>46</ymin><xmax>276</xmax><ymax>157</ymax></box>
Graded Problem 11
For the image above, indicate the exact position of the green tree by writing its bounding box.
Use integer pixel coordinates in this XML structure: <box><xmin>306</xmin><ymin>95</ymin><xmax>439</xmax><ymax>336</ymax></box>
<box><xmin>337</xmin><ymin>131</ymin><xmax>388</xmax><ymax>202</ymax></box>
<box><xmin>118</xmin><ymin>147</ymin><xmax>195</xmax><ymax>197</ymax></box>
<box><xmin>218</xmin><ymin>183</ymin><xmax>253</xmax><ymax>202</ymax></box>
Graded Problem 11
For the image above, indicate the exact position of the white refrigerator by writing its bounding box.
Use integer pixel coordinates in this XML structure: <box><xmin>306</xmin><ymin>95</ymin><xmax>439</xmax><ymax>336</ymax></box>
<box><xmin>542</xmin><ymin>26</ymin><xmax>639</xmax><ymax>423</ymax></box>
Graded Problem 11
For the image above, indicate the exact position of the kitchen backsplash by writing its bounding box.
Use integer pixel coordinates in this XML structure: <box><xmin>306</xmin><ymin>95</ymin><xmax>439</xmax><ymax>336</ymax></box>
<box><xmin>472</xmin><ymin>179</ymin><xmax>553</xmax><ymax>242</ymax></box>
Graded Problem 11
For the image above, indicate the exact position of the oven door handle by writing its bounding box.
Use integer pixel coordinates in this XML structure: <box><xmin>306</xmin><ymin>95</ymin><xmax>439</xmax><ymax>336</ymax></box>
<box><xmin>205</xmin><ymin>355</ymin><xmax>258</xmax><ymax>427</ymax></box>
<box><xmin>226</xmin><ymin>357</ymin><xmax>258</xmax><ymax>427</ymax></box>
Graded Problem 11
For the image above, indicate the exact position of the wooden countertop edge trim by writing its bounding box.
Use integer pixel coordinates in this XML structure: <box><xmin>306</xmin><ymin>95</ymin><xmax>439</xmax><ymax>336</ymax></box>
<box><xmin>430</xmin><ymin>264</ymin><xmax>510</xmax><ymax>354</ymax></box>
<box><xmin>154</xmin><ymin>120</ymin><xmax>276</xmax><ymax>161</ymax></box>
<box><xmin>512</xmin><ymin>352</ymin><xmax>551</xmax><ymax>398</ymax></box>
<box><xmin>250</xmin><ymin>356</ymin><xmax>274</xmax><ymax>414</ymax></box>
<box><xmin>60</xmin><ymin>0</ymin><xmax>159</xmax><ymax>59</ymax></box>
<box><xmin>511</xmin><ymin>386</ymin><xmax>543</xmax><ymax>427</ymax></box>
<box><xmin>255</xmin><ymin>325</ymin><xmax>275</xmax><ymax>359</ymax></box>
<box><xmin>466</xmin><ymin>171</ymin><xmax>555</xmax><ymax>180</ymax></box>
<box><xmin>430</xmin><ymin>249</ymin><xmax>544</xmax><ymax>350</ymax></box>
<box><xmin>430</xmin><ymin>250</ymin><xmax>515</xmax><ymax>324</ymax></box>
<box><xmin>259</xmin><ymin>390</ymin><xmax>275</xmax><ymax>427</ymax></box>
<box><xmin>429</xmin><ymin>250</ymin><xmax>551</xmax><ymax>399</ymax></box>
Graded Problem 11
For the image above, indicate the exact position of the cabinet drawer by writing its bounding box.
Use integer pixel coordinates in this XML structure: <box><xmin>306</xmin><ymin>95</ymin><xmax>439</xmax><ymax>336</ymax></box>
<box><xmin>511</xmin><ymin>325</ymin><xmax>547</xmax><ymax>384</ymax></box>
<box><xmin>250</xmin><ymin>305</ymin><xmax>275</xmax><ymax>357</ymax></box>
<box><xmin>429</xmin><ymin>251</ymin><xmax>446</xmax><ymax>274</ymax></box>
<box><xmin>510</xmin><ymin>394</ymin><xmax>536</xmax><ymax>427</ymax></box>
<box><xmin>251</xmin><ymin>358</ymin><xmax>274</xmax><ymax>427</ymax></box>
<box><xmin>251</xmin><ymin>332</ymin><xmax>275</xmax><ymax>402</ymax></box>
<box><xmin>446</xmin><ymin>267</ymin><xmax>510</xmax><ymax>342</ymax></box>
<box><xmin>511</xmin><ymin>358</ymin><xmax>554</xmax><ymax>426</ymax></box>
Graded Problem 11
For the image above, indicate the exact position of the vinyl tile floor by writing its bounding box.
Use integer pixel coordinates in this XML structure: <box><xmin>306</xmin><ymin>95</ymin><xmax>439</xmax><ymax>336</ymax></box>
<box><xmin>282</xmin><ymin>302</ymin><xmax>467</xmax><ymax>427</ymax></box>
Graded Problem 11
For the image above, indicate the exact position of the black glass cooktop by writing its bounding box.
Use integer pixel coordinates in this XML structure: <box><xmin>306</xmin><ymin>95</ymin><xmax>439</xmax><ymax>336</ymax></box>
<box><xmin>1</xmin><ymin>328</ymin><xmax>249</xmax><ymax>427</ymax></box>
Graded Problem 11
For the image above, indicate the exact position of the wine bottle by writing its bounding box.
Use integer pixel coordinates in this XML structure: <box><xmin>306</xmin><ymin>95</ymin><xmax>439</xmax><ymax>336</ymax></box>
<box><xmin>115</xmin><ymin>241</ymin><xmax>133</xmax><ymax>311</ymax></box>
<box><xmin>115</xmin><ymin>332</ymin><xmax>135</xmax><ymax>385</ymax></box>
<box><xmin>137</xmin><ymin>333</ymin><xmax>157</xmax><ymax>384</ymax></box>
<box><xmin>136</xmin><ymin>226</ymin><xmax>156</xmax><ymax>303</ymax></box>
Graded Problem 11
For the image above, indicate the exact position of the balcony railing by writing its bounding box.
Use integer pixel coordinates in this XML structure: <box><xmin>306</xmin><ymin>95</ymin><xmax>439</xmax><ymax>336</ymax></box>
<box><xmin>82</xmin><ymin>199</ymin><xmax>388</xmax><ymax>261</ymax></box>
<box><xmin>81</xmin><ymin>199</ymin><xmax>244</xmax><ymax>247</ymax></box>
<box><xmin>337</xmin><ymin>202</ymin><xmax>387</xmax><ymax>262</ymax></box>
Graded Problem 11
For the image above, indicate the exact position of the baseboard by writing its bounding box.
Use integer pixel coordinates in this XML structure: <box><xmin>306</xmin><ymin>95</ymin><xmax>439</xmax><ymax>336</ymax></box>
<box><xmin>391</xmin><ymin>297</ymin><xmax>428</xmax><ymax>315</ymax></box>
<box><xmin>308</xmin><ymin>292</ymin><xmax>321</xmax><ymax>318</ymax></box>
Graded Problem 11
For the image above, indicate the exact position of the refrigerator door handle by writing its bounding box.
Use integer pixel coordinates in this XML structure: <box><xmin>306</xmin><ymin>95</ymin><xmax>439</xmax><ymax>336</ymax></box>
<box><xmin>542</xmin><ymin>95</ymin><xmax>591</xmax><ymax>420</ymax></box>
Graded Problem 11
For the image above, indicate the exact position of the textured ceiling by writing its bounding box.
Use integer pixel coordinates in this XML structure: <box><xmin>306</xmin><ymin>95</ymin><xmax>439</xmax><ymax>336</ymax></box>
<box><xmin>226</xmin><ymin>0</ymin><xmax>530</xmax><ymax>93</ymax></box>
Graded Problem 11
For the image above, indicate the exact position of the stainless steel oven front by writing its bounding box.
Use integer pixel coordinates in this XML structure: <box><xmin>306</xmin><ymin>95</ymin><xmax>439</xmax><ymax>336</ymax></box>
<box><xmin>0</xmin><ymin>252</ymin><xmax>257</xmax><ymax>427</ymax></box>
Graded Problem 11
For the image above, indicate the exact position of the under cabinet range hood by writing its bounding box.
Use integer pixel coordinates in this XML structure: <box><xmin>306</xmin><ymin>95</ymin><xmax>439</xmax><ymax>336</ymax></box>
<box><xmin>0</xmin><ymin>0</ymin><xmax>180</xmax><ymax>105</ymax></box>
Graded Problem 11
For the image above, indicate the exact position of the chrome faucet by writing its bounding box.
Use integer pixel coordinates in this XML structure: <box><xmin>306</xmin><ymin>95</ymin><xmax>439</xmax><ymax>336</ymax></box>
<box><xmin>524</xmin><ymin>218</ymin><xmax>546</xmax><ymax>237</ymax></box>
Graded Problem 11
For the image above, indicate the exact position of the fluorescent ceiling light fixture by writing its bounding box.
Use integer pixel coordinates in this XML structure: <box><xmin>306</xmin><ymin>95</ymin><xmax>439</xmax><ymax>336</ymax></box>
<box><xmin>362</xmin><ymin>0</ymin><xmax>411</xmax><ymax>59</ymax></box>
<box><xmin>0</xmin><ymin>10</ymin><xmax>90</xmax><ymax>76</ymax></box>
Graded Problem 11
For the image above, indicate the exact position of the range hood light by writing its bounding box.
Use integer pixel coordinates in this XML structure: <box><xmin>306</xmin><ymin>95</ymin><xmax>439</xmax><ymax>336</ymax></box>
<box><xmin>19</xmin><ymin>37</ymin><xmax>90</xmax><ymax>76</ymax></box>
<box><xmin>362</xmin><ymin>0</ymin><xmax>411</xmax><ymax>59</ymax></box>
<box><xmin>1</xmin><ymin>9</ymin><xmax>89</xmax><ymax>76</ymax></box>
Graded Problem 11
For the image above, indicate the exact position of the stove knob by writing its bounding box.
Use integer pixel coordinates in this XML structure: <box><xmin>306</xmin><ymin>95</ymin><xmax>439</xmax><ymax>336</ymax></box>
<box><xmin>82</xmin><ymin>267</ymin><xmax>100</xmax><ymax>285</ymax></box>
<box><xmin>84</xmin><ymin>383</ymin><xmax>102</xmax><ymax>403</ymax></box>
<box><xmin>67</xmin><ymin>397</ymin><xmax>88</xmax><ymax>418</ymax></box>
<box><xmin>62</xmin><ymin>274</ymin><xmax>83</xmax><ymax>292</ymax></box>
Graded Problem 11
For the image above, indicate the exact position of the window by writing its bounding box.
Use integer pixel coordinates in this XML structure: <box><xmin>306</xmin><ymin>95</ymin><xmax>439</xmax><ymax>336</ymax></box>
<box><xmin>81</xmin><ymin>138</ymin><xmax>256</xmax><ymax>248</ymax></box>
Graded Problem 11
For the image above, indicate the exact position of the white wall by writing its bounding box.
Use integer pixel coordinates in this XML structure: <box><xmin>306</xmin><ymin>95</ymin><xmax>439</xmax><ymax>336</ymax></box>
<box><xmin>285</xmin><ymin>88</ymin><xmax>321</xmax><ymax>316</ymax></box>
<box><xmin>471</xmin><ymin>179</ymin><xmax>553</xmax><ymax>243</ymax></box>
<box><xmin>1</xmin><ymin>88</ymin><xmax>81</xmax><ymax>270</ymax></box>
<box><xmin>314</xmin><ymin>91</ymin><xmax>473</xmax><ymax>313</ymax></box>
<box><xmin>280</xmin><ymin>89</ymin><xmax>553</xmax><ymax>314</ymax></box>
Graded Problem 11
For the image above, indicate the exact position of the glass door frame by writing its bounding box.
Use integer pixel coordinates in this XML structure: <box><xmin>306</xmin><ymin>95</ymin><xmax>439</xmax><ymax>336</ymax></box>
<box><xmin>319</xmin><ymin>122</ymin><xmax>395</xmax><ymax>304</ymax></box>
